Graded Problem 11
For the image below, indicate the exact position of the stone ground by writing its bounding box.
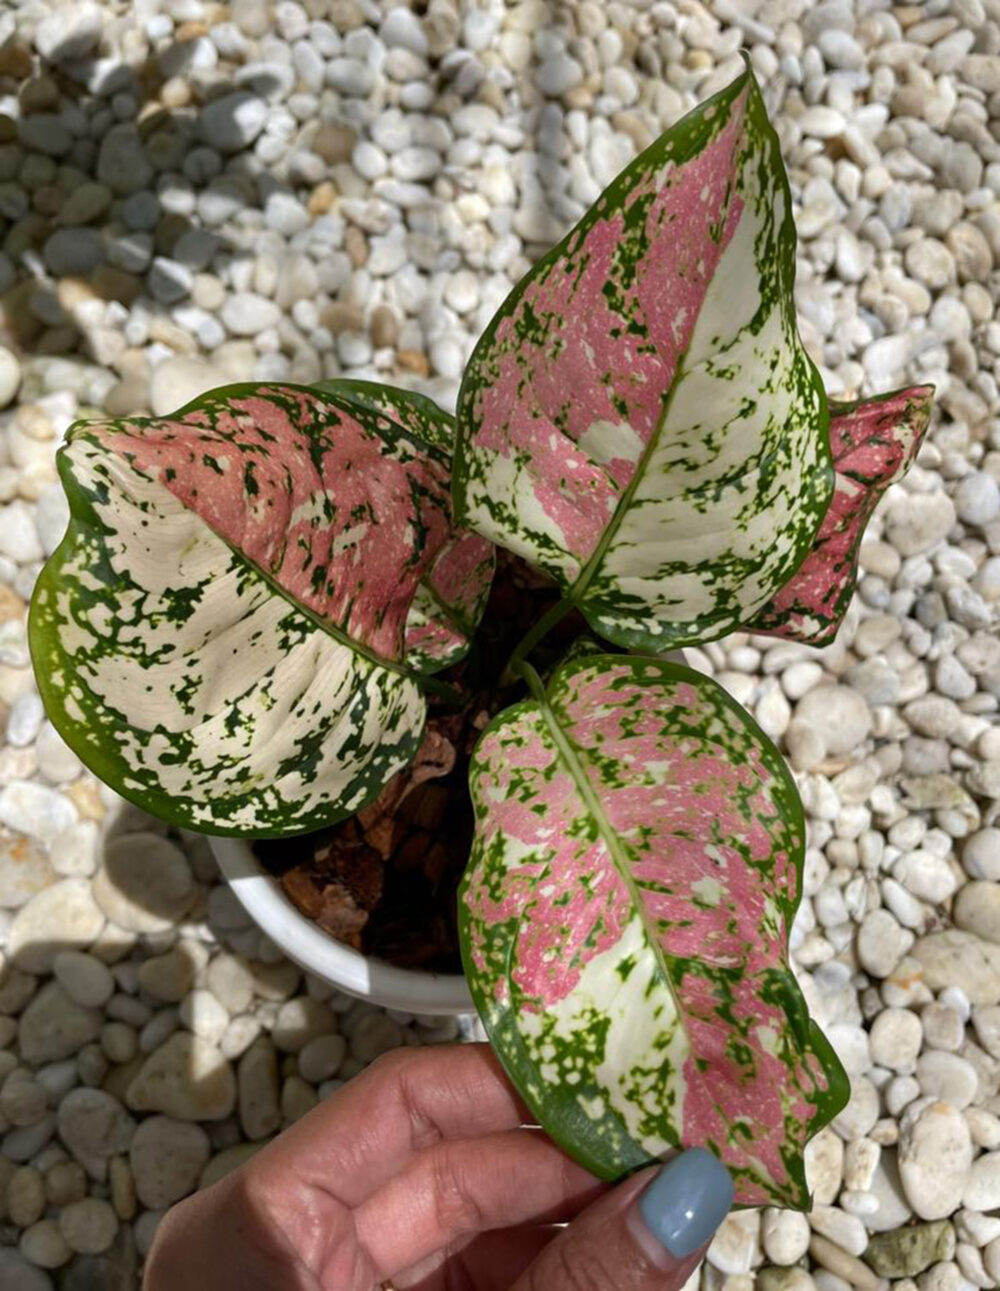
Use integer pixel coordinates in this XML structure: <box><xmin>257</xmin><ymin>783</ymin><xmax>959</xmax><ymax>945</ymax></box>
<box><xmin>0</xmin><ymin>0</ymin><xmax>998</xmax><ymax>1287</ymax></box>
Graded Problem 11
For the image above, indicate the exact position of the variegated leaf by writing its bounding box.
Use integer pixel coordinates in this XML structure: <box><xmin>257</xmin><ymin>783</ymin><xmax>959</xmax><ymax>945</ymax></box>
<box><xmin>748</xmin><ymin>384</ymin><xmax>934</xmax><ymax>644</ymax></box>
<box><xmin>28</xmin><ymin>384</ymin><xmax>474</xmax><ymax>836</ymax></box>
<box><xmin>454</xmin><ymin>64</ymin><xmax>832</xmax><ymax>651</ymax></box>
<box><xmin>460</xmin><ymin>656</ymin><xmax>848</xmax><ymax>1208</ymax></box>
<box><xmin>314</xmin><ymin>378</ymin><xmax>496</xmax><ymax>672</ymax></box>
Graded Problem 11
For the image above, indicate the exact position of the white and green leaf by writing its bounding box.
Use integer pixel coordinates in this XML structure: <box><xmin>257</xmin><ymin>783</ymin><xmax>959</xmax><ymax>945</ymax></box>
<box><xmin>454</xmin><ymin>64</ymin><xmax>832</xmax><ymax>651</ymax></box>
<box><xmin>29</xmin><ymin>384</ymin><xmax>478</xmax><ymax>836</ymax></box>
<box><xmin>460</xmin><ymin>655</ymin><xmax>849</xmax><ymax>1208</ymax></box>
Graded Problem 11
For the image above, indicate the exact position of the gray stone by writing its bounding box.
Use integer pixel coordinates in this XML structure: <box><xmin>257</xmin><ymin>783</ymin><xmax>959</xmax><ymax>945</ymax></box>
<box><xmin>20</xmin><ymin>983</ymin><xmax>102</xmax><ymax>1065</ymax></box>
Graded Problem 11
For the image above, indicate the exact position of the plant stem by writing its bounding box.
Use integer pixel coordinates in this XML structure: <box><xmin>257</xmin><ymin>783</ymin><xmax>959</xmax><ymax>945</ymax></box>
<box><xmin>502</xmin><ymin>597</ymin><xmax>574</xmax><ymax>684</ymax></box>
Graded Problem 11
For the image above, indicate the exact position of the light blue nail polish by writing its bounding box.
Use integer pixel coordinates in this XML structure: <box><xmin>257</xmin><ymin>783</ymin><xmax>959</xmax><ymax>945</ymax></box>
<box><xmin>638</xmin><ymin>1148</ymin><xmax>734</xmax><ymax>1258</ymax></box>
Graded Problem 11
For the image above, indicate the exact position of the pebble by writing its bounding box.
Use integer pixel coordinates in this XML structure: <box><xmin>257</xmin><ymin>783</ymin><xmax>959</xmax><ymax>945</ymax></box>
<box><xmin>962</xmin><ymin>829</ymin><xmax>1000</xmax><ymax>882</ymax></box>
<box><xmin>297</xmin><ymin>1033</ymin><xmax>346</xmax><ymax>1084</ymax></box>
<box><xmin>51</xmin><ymin>952</ymin><xmax>113</xmax><ymax>1009</ymax></box>
<box><xmin>898</xmin><ymin>1101</ymin><xmax>973</xmax><ymax>1220</ymax></box>
<box><xmin>92</xmin><ymin>833</ymin><xmax>195</xmax><ymax>934</ymax></box>
<box><xmin>220</xmin><ymin>293</ymin><xmax>282</xmax><ymax>336</ymax></box>
<box><xmin>911</xmin><ymin>932</ymin><xmax>1000</xmax><ymax>1005</ymax></box>
<box><xmin>238</xmin><ymin>1039</ymin><xmax>281</xmax><ymax>1140</ymax></box>
<box><xmin>199</xmin><ymin>93</ymin><xmax>268</xmax><ymax>153</ymax></box>
<box><xmin>0</xmin><ymin>1251</ymin><xmax>53</xmax><ymax>1291</ymax></box>
<box><xmin>857</xmin><ymin>909</ymin><xmax>913</xmax><ymax>978</ymax></box>
<box><xmin>886</xmin><ymin>493</ymin><xmax>957</xmax><ymax>557</ymax></box>
<box><xmin>0</xmin><ymin>346</ymin><xmax>21</xmax><ymax>409</ymax></box>
<box><xmin>129</xmin><ymin>1115</ymin><xmax>210</xmax><ymax>1209</ymax></box>
<box><xmin>963</xmin><ymin>1152</ymin><xmax>1000</xmax><ymax>1212</ymax></box>
<box><xmin>954</xmin><ymin>472</ymin><xmax>1000</xmax><ymax>528</ymax></box>
<box><xmin>8</xmin><ymin>880</ymin><xmax>105</xmax><ymax>974</ymax></box>
<box><xmin>795</xmin><ymin>687</ymin><xmax>871</xmax><ymax>756</ymax></box>
<box><xmin>864</xmin><ymin>1220</ymin><xmax>955</xmax><ymax>1277</ymax></box>
<box><xmin>56</xmin><ymin>1089</ymin><xmax>134</xmax><ymax>1176</ymax></box>
<box><xmin>953</xmin><ymin>882</ymin><xmax>1000</xmax><ymax>946</ymax></box>
<box><xmin>126</xmin><ymin>1034</ymin><xmax>236</xmax><ymax>1121</ymax></box>
<box><xmin>58</xmin><ymin>1197</ymin><xmax>118</xmax><ymax>1255</ymax></box>
<box><xmin>915</xmin><ymin>1052</ymin><xmax>979</xmax><ymax>1109</ymax></box>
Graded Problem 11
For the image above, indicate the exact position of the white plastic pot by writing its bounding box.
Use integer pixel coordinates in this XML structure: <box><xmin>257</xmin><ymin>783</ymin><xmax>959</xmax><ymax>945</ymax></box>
<box><xmin>210</xmin><ymin>836</ymin><xmax>474</xmax><ymax>1015</ymax></box>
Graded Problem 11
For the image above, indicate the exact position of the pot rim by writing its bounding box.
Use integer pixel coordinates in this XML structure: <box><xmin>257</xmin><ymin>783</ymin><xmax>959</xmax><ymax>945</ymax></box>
<box><xmin>210</xmin><ymin>836</ymin><xmax>474</xmax><ymax>1016</ymax></box>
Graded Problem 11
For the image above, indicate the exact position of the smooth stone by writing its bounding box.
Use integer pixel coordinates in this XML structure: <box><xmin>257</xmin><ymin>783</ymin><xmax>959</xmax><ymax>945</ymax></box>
<box><xmin>898</xmin><ymin>1100</ymin><xmax>973</xmax><ymax>1220</ymax></box>
<box><xmin>8</xmin><ymin>880</ymin><xmax>105</xmax><ymax>973</ymax></box>
<box><xmin>34</xmin><ymin>4</ymin><xmax>103</xmax><ymax>61</ymax></box>
<box><xmin>52</xmin><ymin>951</ymin><xmax>114</xmax><ymax>1008</ymax></box>
<box><xmin>706</xmin><ymin>1210</ymin><xmax>761</xmax><ymax>1275</ymax></box>
<box><xmin>794</xmin><ymin>686</ymin><xmax>871</xmax><ymax>756</ymax></box>
<box><xmin>963</xmin><ymin>1150</ymin><xmax>1000</xmax><ymax>1211</ymax></box>
<box><xmin>138</xmin><ymin>945</ymin><xmax>198</xmax><ymax>1003</ymax></box>
<box><xmin>126</xmin><ymin>1034</ymin><xmax>236</xmax><ymax>1121</ymax></box>
<box><xmin>0</xmin><ymin>780</ymin><xmax>78</xmax><ymax>845</ymax></box>
<box><xmin>863</xmin><ymin>1220</ymin><xmax>955</xmax><ymax>1277</ymax></box>
<box><xmin>150</xmin><ymin>357</ymin><xmax>227</xmax><ymax>417</ymax></box>
<box><xmin>220</xmin><ymin>293</ymin><xmax>282</xmax><ymax>336</ymax></box>
<box><xmin>865</xmin><ymin>1153</ymin><xmax>914</xmax><ymax>1233</ymax></box>
<box><xmin>954</xmin><ymin>471</ymin><xmax>1000</xmax><ymax>527</ymax></box>
<box><xmin>911</xmin><ymin>931</ymin><xmax>1000</xmax><ymax>1004</ymax></box>
<box><xmin>857</xmin><ymin>909</ymin><xmax>913</xmax><ymax>978</ymax></box>
<box><xmin>199</xmin><ymin>1141</ymin><xmax>266</xmax><ymax>1190</ymax></box>
<box><xmin>129</xmin><ymin>1115</ymin><xmax>210</xmax><ymax>1208</ymax></box>
<box><xmin>92</xmin><ymin>833</ymin><xmax>195</xmax><ymax>934</ymax></box>
<box><xmin>0</xmin><ymin>345</ymin><xmax>21</xmax><ymax>409</ymax></box>
<box><xmin>57</xmin><ymin>1089</ymin><xmax>135</xmax><ymax>1175</ymax></box>
<box><xmin>237</xmin><ymin>1038</ymin><xmax>281</xmax><ymax>1140</ymax></box>
<box><xmin>805</xmin><ymin>1128</ymin><xmax>843</xmax><ymax>1206</ymax></box>
<box><xmin>198</xmin><ymin>92</ymin><xmax>268</xmax><ymax>153</ymax></box>
<box><xmin>762</xmin><ymin>1208</ymin><xmax>810</xmax><ymax>1265</ymax></box>
<box><xmin>885</xmin><ymin>492</ymin><xmax>956</xmax><ymax>556</ymax></box>
<box><xmin>0</xmin><ymin>834</ymin><xmax>55</xmax><ymax>908</ymax></box>
<box><xmin>0</xmin><ymin>1250</ymin><xmax>53</xmax><ymax>1291</ymax></box>
<box><xmin>20</xmin><ymin>983</ymin><xmax>102</xmax><ymax>1064</ymax></box>
<box><xmin>953</xmin><ymin>881</ymin><xmax>1000</xmax><ymax>945</ymax></box>
<box><xmin>43</xmin><ymin>228</ymin><xmax>104</xmax><ymax>277</ymax></box>
<box><xmin>914</xmin><ymin>1051</ymin><xmax>979</xmax><ymax>1108</ymax></box>
<box><xmin>96</xmin><ymin>125</ymin><xmax>154</xmax><ymax>196</ymax></box>
<box><xmin>58</xmin><ymin>1197</ymin><xmax>118</xmax><ymax>1255</ymax></box>
<box><xmin>271</xmin><ymin>997</ymin><xmax>336</xmax><ymax>1053</ymax></box>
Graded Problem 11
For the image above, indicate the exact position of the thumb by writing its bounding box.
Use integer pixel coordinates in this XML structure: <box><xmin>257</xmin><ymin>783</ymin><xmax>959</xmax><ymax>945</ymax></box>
<box><xmin>511</xmin><ymin>1148</ymin><xmax>733</xmax><ymax>1291</ymax></box>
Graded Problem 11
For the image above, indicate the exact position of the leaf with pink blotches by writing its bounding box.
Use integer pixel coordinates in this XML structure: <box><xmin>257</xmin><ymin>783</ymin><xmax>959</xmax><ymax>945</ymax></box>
<box><xmin>314</xmin><ymin>378</ymin><xmax>497</xmax><ymax>672</ymax></box>
<box><xmin>459</xmin><ymin>655</ymin><xmax>849</xmax><ymax>1208</ymax></box>
<box><xmin>29</xmin><ymin>383</ymin><xmax>479</xmax><ymax>837</ymax></box>
<box><xmin>749</xmin><ymin>384</ymin><xmax>934</xmax><ymax>645</ymax></box>
<box><xmin>454</xmin><ymin>64</ymin><xmax>832</xmax><ymax>652</ymax></box>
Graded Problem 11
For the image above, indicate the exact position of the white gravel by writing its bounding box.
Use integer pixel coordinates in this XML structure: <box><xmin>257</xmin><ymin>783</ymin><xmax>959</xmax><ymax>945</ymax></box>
<box><xmin>0</xmin><ymin>0</ymin><xmax>997</xmax><ymax>1286</ymax></box>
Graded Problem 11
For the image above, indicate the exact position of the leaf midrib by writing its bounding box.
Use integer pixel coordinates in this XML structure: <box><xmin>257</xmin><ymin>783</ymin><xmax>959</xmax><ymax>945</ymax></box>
<box><xmin>522</xmin><ymin>664</ymin><xmax>686</xmax><ymax>1029</ymax></box>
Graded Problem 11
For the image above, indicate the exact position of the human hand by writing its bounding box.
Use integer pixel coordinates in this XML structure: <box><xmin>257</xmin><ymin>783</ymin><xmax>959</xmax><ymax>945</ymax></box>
<box><xmin>144</xmin><ymin>1043</ymin><xmax>733</xmax><ymax>1291</ymax></box>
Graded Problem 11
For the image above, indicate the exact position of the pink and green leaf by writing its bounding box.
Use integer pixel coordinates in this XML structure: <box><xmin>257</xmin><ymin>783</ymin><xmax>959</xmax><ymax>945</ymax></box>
<box><xmin>459</xmin><ymin>656</ymin><xmax>849</xmax><ymax>1208</ymax></box>
<box><xmin>454</xmin><ymin>64</ymin><xmax>832</xmax><ymax>652</ymax></box>
<box><xmin>27</xmin><ymin>383</ymin><xmax>479</xmax><ymax>836</ymax></box>
<box><xmin>748</xmin><ymin>384</ymin><xmax>934</xmax><ymax>644</ymax></box>
<box><xmin>315</xmin><ymin>378</ymin><xmax>497</xmax><ymax>673</ymax></box>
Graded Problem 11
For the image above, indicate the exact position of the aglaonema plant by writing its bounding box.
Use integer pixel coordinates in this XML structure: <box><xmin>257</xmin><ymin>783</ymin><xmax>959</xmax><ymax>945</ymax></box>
<box><xmin>29</xmin><ymin>63</ymin><xmax>932</xmax><ymax>1209</ymax></box>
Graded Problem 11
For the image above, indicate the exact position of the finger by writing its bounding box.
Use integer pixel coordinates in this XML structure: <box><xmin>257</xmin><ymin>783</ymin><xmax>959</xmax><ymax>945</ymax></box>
<box><xmin>260</xmin><ymin>1043</ymin><xmax>535</xmax><ymax>1207</ymax></box>
<box><xmin>511</xmin><ymin>1148</ymin><xmax>734</xmax><ymax>1291</ymax></box>
<box><xmin>352</xmin><ymin>1127</ymin><xmax>605</xmax><ymax>1277</ymax></box>
<box><xmin>396</xmin><ymin>1225</ymin><xmax>561</xmax><ymax>1291</ymax></box>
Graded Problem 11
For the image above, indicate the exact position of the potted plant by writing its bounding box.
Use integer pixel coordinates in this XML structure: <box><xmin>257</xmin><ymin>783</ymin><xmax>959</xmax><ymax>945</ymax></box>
<box><xmin>29</xmin><ymin>64</ymin><xmax>932</xmax><ymax>1208</ymax></box>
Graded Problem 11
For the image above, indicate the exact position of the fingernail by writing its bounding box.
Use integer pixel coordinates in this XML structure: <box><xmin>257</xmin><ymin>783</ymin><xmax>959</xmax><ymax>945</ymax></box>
<box><xmin>636</xmin><ymin>1148</ymin><xmax>734</xmax><ymax>1259</ymax></box>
